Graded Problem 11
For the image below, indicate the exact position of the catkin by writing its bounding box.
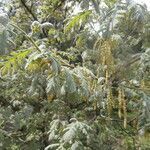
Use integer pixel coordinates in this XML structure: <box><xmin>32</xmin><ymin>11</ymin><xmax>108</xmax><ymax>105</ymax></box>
<box><xmin>140</xmin><ymin>79</ymin><xmax>145</xmax><ymax>88</ymax></box>
<box><xmin>105</xmin><ymin>69</ymin><xmax>109</xmax><ymax>85</ymax></box>
<box><xmin>118</xmin><ymin>88</ymin><xmax>127</xmax><ymax>128</ymax></box>
<box><xmin>118</xmin><ymin>88</ymin><xmax>122</xmax><ymax>118</ymax></box>
<box><xmin>107</xmin><ymin>88</ymin><xmax>114</xmax><ymax>116</ymax></box>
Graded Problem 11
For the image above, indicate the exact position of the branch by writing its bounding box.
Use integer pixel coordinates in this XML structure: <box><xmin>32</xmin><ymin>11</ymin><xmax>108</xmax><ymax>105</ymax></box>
<box><xmin>119</xmin><ymin>53</ymin><xmax>141</xmax><ymax>70</ymax></box>
<box><xmin>20</xmin><ymin>0</ymin><xmax>37</xmax><ymax>21</ymax></box>
<box><xmin>110</xmin><ymin>53</ymin><xmax>141</xmax><ymax>83</ymax></box>
<box><xmin>10</xmin><ymin>23</ymin><xmax>76</xmax><ymax>69</ymax></box>
<box><xmin>91</xmin><ymin>0</ymin><xmax>101</xmax><ymax>15</ymax></box>
<box><xmin>10</xmin><ymin>23</ymin><xmax>41</xmax><ymax>52</ymax></box>
<box><xmin>53</xmin><ymin>0</ymin><xmax>65</xmax><ymax>12</ymax></box>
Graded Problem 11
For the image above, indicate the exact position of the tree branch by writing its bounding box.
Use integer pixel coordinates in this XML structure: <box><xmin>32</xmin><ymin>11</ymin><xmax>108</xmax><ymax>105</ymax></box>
<box><xmin>91</xmin><ymin>0</ymin><xmax>101</xmax><ymax>15</ymax></box>
<box><xmin>110</xmin><ymin>53</ymin><xmax>141</xmax><ymax>84</ymax></box>
<box><xmin>20</xmin><ymin>0</ymin><xmax>37</xmax><ymax>21</ymax></box>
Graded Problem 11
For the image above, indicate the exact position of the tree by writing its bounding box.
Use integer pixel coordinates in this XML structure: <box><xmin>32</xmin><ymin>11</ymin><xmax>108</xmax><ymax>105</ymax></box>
<box><xmin>0</xmin><ymin>0</ymin><xmax>150</xmax><ymax>149</ymax></box>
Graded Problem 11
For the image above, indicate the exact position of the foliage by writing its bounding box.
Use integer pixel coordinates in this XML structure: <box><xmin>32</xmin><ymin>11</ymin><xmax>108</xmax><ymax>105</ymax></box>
<box><xmin>0</xmin><ymin>0</ymin><xmax>150</xmax><ymax>149</ymax></box>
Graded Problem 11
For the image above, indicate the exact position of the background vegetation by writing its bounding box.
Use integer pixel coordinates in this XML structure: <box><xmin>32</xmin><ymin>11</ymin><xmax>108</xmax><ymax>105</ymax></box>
<box><xmin>0</xmin><ymin>0</ymin><xmax>150</xmax><ymax>149</ymax></box>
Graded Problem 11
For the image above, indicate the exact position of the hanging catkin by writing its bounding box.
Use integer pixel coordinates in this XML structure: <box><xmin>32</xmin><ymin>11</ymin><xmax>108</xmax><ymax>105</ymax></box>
<box><xmin>118</xmin><ymin>88</ymin><xmax>122</xmax><ymax>118</ymax></box>
<box><xmin>107</xmin><ymin>87</ymin><xmax>114</xmax><ymax>116</ymax></box>
<box><xmin>140</xmin><ymin>79</ymin><xmax>145</xmax><ymax>88</ymax></box>
<box><xmin>118</xmin><ymin>87</ymin><xmax>127</xmax><ymax>128</ymax></box>
<box><xmin>122</xmin><ymin>90</ymin><xmax>127</xmax><ymax>128</ymax></box>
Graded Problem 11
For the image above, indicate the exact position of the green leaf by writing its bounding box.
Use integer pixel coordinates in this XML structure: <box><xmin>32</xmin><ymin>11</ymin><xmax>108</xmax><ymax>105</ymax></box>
<box><xmin>64</xmin><ymin>10</ymin><xmax>92</xmax><ymax>33</ymax></box>
<box><xmin>65</xmin><ymin>69</ymin><xmax>76</xmax><ymax>93</ymax></box>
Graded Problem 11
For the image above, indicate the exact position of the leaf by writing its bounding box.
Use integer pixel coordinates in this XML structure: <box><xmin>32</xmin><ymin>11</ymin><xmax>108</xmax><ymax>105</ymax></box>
<box><xmin>63</xmin><ymin>125</ymin><xmax>76</xmax><ymax>142</ymax></box>
<box><xmin>0</xmin><ymin>25</ymin><xmax>7</xmax><ymax>55</ymax></box>
<box><xmin>0</xmin><ymin>49</ymin><xmax>31</xmax><ymax>75</ymax></box>
<box><xmin>80</xmin><ymin>0</ymin><xmax>90</xmax><ymax>10</ymax></box>
<box><xmin>64</xmin><ymin>10</ymin><xmax>92</xmax><ymax>33</ymax></box>
<box><xmin>46</xmin><ymin>76</ymin><xmax>60</xmax><ymax>95</ymax></box>
<box><xmin>49</xmin><ymin>57</ymin><xmax>61</xmax><ymax>75</ymax></box>
<box><xmin>71</xmin><ymin>141</ymin><xmax>83</xmax><ymax>150</ymax></box>
<box><xmin>25</xmin><ymin>51</ymin><xmax>43</xmax><ymax>69</ymax></box>
<box><xmin>0</xmin><ymin>13</ymin><xmax>9</xmax><ymax>26</ymax></box>
<box><xmin>62</xmin><ymin>120</ymin><xmax>92</xmax><ymax>143</ymax></box>
<box><xmin>44</xmin><ymin>144</ymin><xmax>60</xmax><ymax>150</ymax></box>
<box><xmin>48</xmin><ymin>119</ymin><xmax>64</xmax><ymax>141</ymax></box>
<box><xmin>65</xmin><ymin>69</ymin><xmax>76</xmax><ymax>93</ymax></box>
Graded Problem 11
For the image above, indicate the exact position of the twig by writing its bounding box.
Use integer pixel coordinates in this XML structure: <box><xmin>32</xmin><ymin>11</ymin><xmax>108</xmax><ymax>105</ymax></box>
<box><xmin>10</xmin><ymin>24</ymin><xmax>75</xmax><ymax>69</ymax></box>
<box><xmin>110</xmin><ymin>53</ymin><xmax>141</xmax><ymax>83</ymax></box>
<box><xmin>91</xmin><ymin>0</ymin><xmax>101</xmax><ymax>16</ymax></box>
<box><xmin>20</xmin><ymin>0</ymin><xmax>37</xmax><ymax>21</ymax></box>
<box><xmin>10</xmin><ymin>23</ymin><xmax>41</xmax><ymax>52</ymax></box>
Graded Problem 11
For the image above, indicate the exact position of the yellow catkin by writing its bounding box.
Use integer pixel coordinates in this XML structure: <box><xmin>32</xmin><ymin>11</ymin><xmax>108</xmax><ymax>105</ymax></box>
<box><xmin>97</xmin><ymin>40</ymin><xmax>114</xmax><ymax>70</ymax></box>
<box><xmin>101</xmin><ymin>41</ymin><xmax>114</xmax><ymax>71</ymax></box>
<box><xmin>83</xmin><ymin>96</ymin><xmax>88</xmax><ymax>104</ymax></box>
<box><xmin>107</xmin><ymin>88</ymin><xmax>114</xmax><ymax>116</ymax></box>
<box><xmin>140</xmin><ymin>79</ymin><xmax>145</xmax><ymax>88</ymax></box>
<box><xmin>93</xmin><ymin>101</ymin><xmax>97</xmax><ymax>111</ymax></box>
<box><xmin>105</xmin><ymin>69</ymin><xmax>109</xmax><ymax>85</ymax></box>
<box><xmin>118</xmin><ymin>88</ymin><xmax>122</xmax><ymax>118</ymax></box>
<box><xmin>118</xmin><ymin>88</ymin><xmax>127</xmax><ymax>128</ymax></box>
<box><xmin>124</xmin><ymin>117</ymin><xmax>127</xmax><ymax>129</ymax></box>
<box><xmin>110</xmin><ymin>89</ymin><xmax>115</xmax><ymax>108</ymax></box>
<box><xmin>47</xmin><ymin>94</ymin><xmax>54</xmax><ymax>102</ymax></box>
<box><xmin>94</xmin><ymin>39</ymin><xmax>115</xmax><ymax>88</ymax></box>
<box><xmin>102</xmin><ymin>55</ymin><xmax>106</xmax><ymax>66</ymax></box>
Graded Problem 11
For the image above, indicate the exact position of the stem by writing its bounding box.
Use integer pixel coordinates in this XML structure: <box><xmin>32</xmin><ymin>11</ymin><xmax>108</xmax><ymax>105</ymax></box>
<box><xmin>91</xmin><ymin>0</ymin><xmax>101</xmax><ymax>16</ymax></box>
<box><xmin>10</xmin><ymin>23</ymin><xmax>75</xmax><ymax>69</ymax></box>
<box><xmin>10</xmin><ymin>23</ymin><xmax>41</xmax><ymax>52</ymax></box>
<box><xmin>20</xmin><ymin>0</ymin><xmax>37</xmax><ymax>21</ymax></box>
